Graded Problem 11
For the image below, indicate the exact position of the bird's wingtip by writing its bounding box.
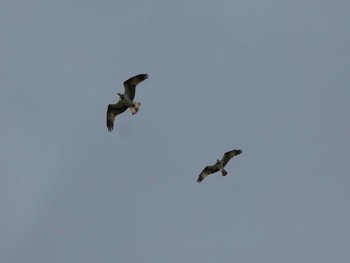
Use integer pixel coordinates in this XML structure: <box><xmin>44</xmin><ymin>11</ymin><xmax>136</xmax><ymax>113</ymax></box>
<box><xmin>197</xmin><ymin>175</ymin><xmax>204</xmax><ymax>183</ymax></box>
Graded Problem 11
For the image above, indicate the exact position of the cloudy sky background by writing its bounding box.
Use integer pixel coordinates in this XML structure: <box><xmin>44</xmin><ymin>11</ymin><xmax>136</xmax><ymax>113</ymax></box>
<box><xmin>1</xmin><ymin>0</ymin><xmax>350</xmax><ymax>262</ymax></box>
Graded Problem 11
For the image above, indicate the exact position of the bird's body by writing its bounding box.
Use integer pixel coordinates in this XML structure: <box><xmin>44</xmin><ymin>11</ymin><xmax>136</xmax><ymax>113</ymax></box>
<box><xmin>117</xmin><ymin>93</ymin><xmax>135</xmax><ymax>107</ymax></box>
<box><xmin>197</xmin><ymin>149</ymin><xmax>242</xmax><ymax>183</ymax></box>
<box><xmin>106</xmin><ymin>74</ymin><xmax>148</xmax><ymax>131</ymax></box>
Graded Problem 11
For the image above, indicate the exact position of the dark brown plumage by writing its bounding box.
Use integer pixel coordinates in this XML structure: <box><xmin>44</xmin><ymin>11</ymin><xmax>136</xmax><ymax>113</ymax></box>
<box><xmin>197</xmin><ymin>149</ymin><xmax>242</xmax><ymax>183</ymax></box>
<box><xmin>106</xmin><ymin>74</ymin><xmax>148</xmax><ymax>131</ymax></box>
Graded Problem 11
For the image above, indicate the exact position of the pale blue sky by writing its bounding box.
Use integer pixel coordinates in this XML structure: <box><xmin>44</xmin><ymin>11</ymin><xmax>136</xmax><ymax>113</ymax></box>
<box><xmin>1</xmin><ymin>0</ymin><xmax>350</xmax><ymax>262</ymax></box>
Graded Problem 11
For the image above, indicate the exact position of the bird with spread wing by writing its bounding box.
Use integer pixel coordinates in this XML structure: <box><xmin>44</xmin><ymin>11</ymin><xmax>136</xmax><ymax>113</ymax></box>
<box><xmin>106</xmin><ymin>74</ymin><xmax>148</xmax><ymax>131</ymax></box>
<box><xmin>197</xmin><ymin>149</ymin><xmax>242</xmax><ymax>183</ymax></box>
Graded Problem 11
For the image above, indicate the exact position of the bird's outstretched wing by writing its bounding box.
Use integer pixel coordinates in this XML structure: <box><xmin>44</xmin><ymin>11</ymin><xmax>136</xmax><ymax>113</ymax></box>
<box><xmin>221</xmin><ymin>149</ymin><xmax>242</xmax><ymax>167</ymax></box>
<box><xmin>197</xmin><ymin>164</ymin><xmax>220</xmax><ymax>183</ymax></box>
<box><xmin>123</xmin><ymin>74</ymin><xmax>148</xmax><ymax>100</ymax></box>
<box><xmin>106</xmin><ymin>101</ymin><xmax>128</xmax><ymax>131</ymax></box>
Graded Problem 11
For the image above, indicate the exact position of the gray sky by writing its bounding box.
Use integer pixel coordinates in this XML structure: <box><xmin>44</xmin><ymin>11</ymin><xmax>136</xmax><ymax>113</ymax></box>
<box><xmin>1</xmin><ymin>0</ymin><xmax>350</xmax><ymax>262</ymax></box>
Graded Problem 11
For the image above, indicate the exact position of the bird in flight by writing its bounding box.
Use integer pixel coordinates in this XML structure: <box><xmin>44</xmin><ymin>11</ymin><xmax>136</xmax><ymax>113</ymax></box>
<box><xmin>197</xmin><ymin>149</ymin><xmax>242</xmax><ymax>183</ymax></box>
<box><xmin>106</xmin><ymin>74</ymin><xmax>148</xmax><ymax>131</ymax></box>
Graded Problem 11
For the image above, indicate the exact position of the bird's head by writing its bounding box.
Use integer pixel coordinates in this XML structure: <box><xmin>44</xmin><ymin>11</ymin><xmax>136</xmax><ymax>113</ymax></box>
<box><xmin>216</xmin><ymin>159</ymin><xmax>221</xmax><ymax>165</ymax></box>
<box><xmin>117</xmin><ymin>93</ymin><xmax>124</xmax><ymax>100</ymax></box>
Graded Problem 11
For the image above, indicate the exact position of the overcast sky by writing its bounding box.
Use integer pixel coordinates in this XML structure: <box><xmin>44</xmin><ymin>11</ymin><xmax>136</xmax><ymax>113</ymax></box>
<box><xmin>1</xmin><ymin>0</ymin><xmax>350</xmax><ymax>262</ymax></box>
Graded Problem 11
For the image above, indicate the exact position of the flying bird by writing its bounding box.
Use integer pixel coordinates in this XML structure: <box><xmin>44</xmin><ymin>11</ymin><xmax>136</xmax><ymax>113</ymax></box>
<box><xmin>197</xmin><ymin>149</ymin><xmax>242</xmax><ymax>183</ymax></box>
<box><xmin>106</xmin><ymin>74</ymin><xmax>148</xmax><ymax>131</ymax></box>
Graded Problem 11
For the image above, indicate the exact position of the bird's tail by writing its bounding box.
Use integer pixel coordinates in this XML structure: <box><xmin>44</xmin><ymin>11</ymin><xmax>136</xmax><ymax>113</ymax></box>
<box><xmin>221</xmin><ymin>169</ymin><xmax>228</xmax><ymax>176</ymax></box>
<box><xmin>130</xmin><ymin>102</ymin><xmax>141</xmax><ymax>115</ymax></box>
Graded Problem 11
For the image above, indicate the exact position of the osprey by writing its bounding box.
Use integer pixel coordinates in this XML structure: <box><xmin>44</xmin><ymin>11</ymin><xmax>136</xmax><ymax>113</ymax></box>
<box><xmin>106</xmin><ymin>74</ymin><xmax>148</xmax><ymax>131</ymax></box>
<box><xmin>197</xmin><ymin>149</ymin><xmax>242</xmax><ymax>183</ymax></box>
